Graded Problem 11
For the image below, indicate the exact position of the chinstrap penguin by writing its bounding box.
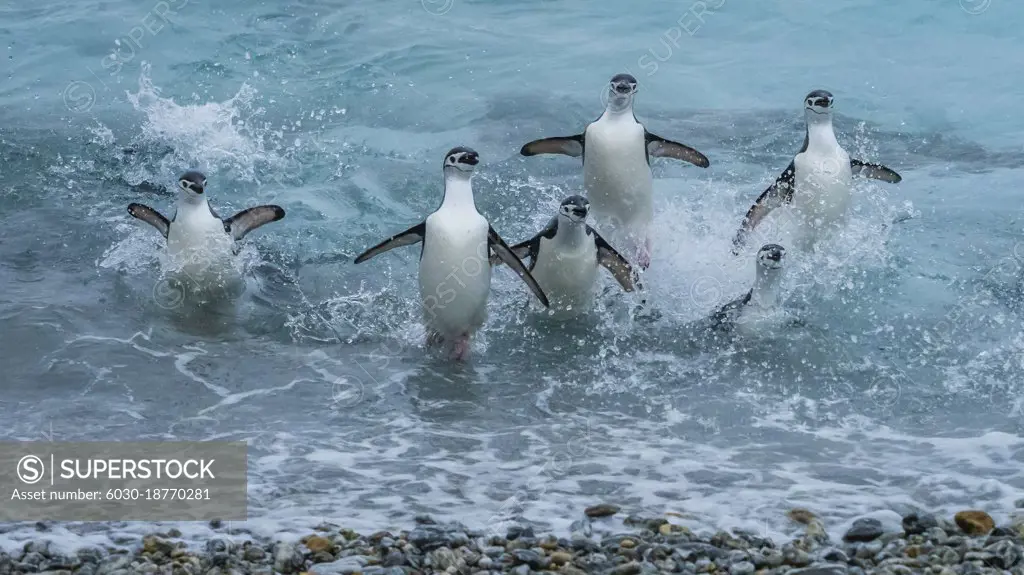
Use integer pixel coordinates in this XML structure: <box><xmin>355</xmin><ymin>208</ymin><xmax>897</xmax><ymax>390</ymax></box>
<box><xmin>519</xmin><ymin>73</ymin><xmax>710</xmax><ymax>269</ymax></box>
<box><xmin>353</xmin><ymin>147</ymin><xmax>549</xmax><ymax>361</ymax></box>
<box><xmin>711</xmin><ymin>243</ymin><xmax>789</xmax><ymax>334</ymax></box>
<box><xmin>491</xmin><ymin>195</ymin><xmax>636</xmax><ymax>318</ymax></box>
<box><xmin>731</xmin><ymin>90</ymin><xmax>902</xmax><ymax>255</ymax></box>
<box><xmin>127</xmin><ymin>171</ymin><xmax>286</xmax><ymax>286</ymax></box>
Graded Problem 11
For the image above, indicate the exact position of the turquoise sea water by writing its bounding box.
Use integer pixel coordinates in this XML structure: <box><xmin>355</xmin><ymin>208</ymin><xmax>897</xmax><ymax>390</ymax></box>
<box><xmin>2</xmin><ymin>0</ymin><xmax>1024</xmax><ymax>550</ymax></box>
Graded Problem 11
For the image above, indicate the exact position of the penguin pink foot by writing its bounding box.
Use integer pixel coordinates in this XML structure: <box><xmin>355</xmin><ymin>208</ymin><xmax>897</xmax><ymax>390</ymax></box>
<box><xmin>450</xmin><ymin>333</ymin><xmax>472</xmax><ymax>362</ymax></box>
<box><xmin>636</xmin><ymin>238</ymin><xmax>652</xmax><ymax>270</ymax></box>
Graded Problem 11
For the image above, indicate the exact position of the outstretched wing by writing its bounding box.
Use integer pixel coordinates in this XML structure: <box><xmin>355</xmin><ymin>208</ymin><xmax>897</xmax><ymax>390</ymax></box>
<box><xmin>520</xmin><ymin>135</ymin><xmax>584</xmax><ymax>158</ymax></box>
<box><xmin>709</xmin><ymin>290</ymin><xmax>751</xmax><ymax>330</ymax></box>
<box><xmin>222</xmin><ymin>205</ymin><xmax>286</xmax><ymax>241</ymax></box>
<box><xmin>588</xmin><ymin>226</ymin><xmax>636</xmax><ymax>292</ymax></box>
<box><xmin>645</xmin><ymin>131</ymin><xmax>710</xmax><ymax>168</ymax></box>
<box><xmin>851</xmin><ymin>159</ymin><xmax>902</xmax><ymax>183</ymax></box>
<box><xmin>732</xmin><ymin>161</ymin><xmax>796</xmax><ymax>254</ymax></box>
<box><xmin>489</xmin><ymin>217</ymin><xmax>558</xmax><ymax>269</ymax></box>
<box><xmin>488</xmin><ymin>226</ymin><xmax>550</xmax><ymax>307</ymax></box>
<box><xmin>353</xmin><ymin>222</ymin><xmax>426</xmax><ymax>264</ymax></box>
<box><xmin>127</xmin><ymin>203</ymin><xmax>171</xmax><ymax>239</ymax></box>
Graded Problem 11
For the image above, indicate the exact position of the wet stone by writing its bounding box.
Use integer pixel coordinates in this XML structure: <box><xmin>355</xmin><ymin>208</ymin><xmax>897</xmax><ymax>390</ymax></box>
<box><xmin>609</xmin><ymin>561</ymin><xmax>642</xmax><ymax>575</ymax></box>
<box><xmin>786</xmin><ymin>565</ymin><xmax>849</xmax><ymax>575</ymax></box>
<box><xmin>843</xmin><ymin>518</ymin><xmax>884</xmax><ymax>543</ymax></box>
<box><xmin>984</xmin><ymin>539</ymin><xmax>1022</xmax><ymax>569</ymax></box>
<box><xmin>903</xmin><ymin>513</ymin><xmax>939</xmax><ymax>536</ymax></box>
<box><xmin>585</xmin><ymin>504</ymin><xmax>621</xmax><ymax>518</ymax></box>
<box><xmin>506</xmin><ymin>526</ymin><xmax>534</xmax><ymax>541</ymax></box>
<box><xmin>731</xmin><ymin>560</ymin><xmax>755</xmax><ymax>575</ymax></box>
<box><xmin>511</xmin><ymin>549</ymin><xmax>545</xmax><ymax>569</ymax></box>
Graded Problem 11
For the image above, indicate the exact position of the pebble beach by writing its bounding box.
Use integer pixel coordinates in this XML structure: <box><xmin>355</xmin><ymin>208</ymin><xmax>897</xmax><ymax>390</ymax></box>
<box><xmin>4</xmin><ymin>505</ymin><xmax>1024</xmax><ymax>575</ymax></box>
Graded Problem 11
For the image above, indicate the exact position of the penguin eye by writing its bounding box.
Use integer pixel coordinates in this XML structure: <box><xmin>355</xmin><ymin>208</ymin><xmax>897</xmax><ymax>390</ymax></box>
<box><xmin>179</xmin><ymin>180</ymin><xmax>189</xmax><ymax>189</ymax></box>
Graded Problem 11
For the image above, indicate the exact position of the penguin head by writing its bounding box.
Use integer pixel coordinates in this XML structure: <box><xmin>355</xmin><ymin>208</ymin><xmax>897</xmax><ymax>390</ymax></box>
<box><xmin>558</xmin><ymin>195</ymin><xmax>590</xmax><ymax>224</ymax></box>
<box><xmin>177</xmin><ymin>171</ymin><xmax>207</xmax><ymax>200</ymax></box>
<box><xmin>756</xmin><ymin>243</ymin><xmax>786</xmax><ymax>270</ymax></box>
<box><xmin>803</xmin><ymin>89</ymin><xmax>834</xmax><ymax>120</ymax></box>
<box><xmin>605</xmin><ymin>73</ymin><xmax>638</xmax><ymax>112</ymax></box>
<box><xmin>443</xmin><ymin>146</ymin><xmax>479</xmax><ymax>174</ymax></box>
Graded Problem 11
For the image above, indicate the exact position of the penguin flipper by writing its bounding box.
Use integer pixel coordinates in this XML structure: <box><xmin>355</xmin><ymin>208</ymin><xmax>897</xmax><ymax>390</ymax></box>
<box><xmin>732</xmin><ymin>162</ymin><xmax>796</xmax><ymax>254</ymax></box>
<box><xmin>588</xmin><ymin>226</ymin><xmax>636</xmax><ymax>292</ymax></box>
<box><xmin>223</xmin><ymin>205</ymin><xmax>286</xmax><ymax>241</ymax></box>
<box><xmin>520</xmin><ymin>135</ymin><xmax>584</xmax><ymax>158</ymax></box>
<box><xmin>645</xmin><ymin>132</ymin><xmax>710</xmax><ymax>168</ymax></box>
<box><xmin>488</xmin><ymin>226</ymin><xmax>550</xmax><ymax>308</ymax></box>
<box><xmin>490</xmin><ymin>217</ymin><xmax>557</xmax><ymax>268</ymax></box>
<box><xmin>851</xmin><ymin>159</ymin><xmax>902</xmax><ymax>184</ymax></box>
<box><xmin>127</xmin><ymin>203</ymin><xmax>171</xmax><ymax>239</ymax></box>
<box><xmin>353</xmin><ymin>221</ymin><xmax>426</xmax><ymax>264</ymax></box>
<box><xmin>709</xmin><ymin>290</ymin><xmax>751</xmax><ymax>330</ymax></box>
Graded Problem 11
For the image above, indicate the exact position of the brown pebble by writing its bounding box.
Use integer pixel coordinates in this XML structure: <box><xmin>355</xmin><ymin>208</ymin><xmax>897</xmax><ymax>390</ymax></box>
<box><xmin>304</xmin><ymin>535</ymin><xmax>334</xmax><ymax>554</ymax></box>
<box><xmin>619</xmin><ymin>538</ymin><xmax>636</xmax><ymax>549</ymax></box>
<box><xmin>787</xmin><ymin>508</ymin><xmax>817</xmax><ymax>525</ymax></box>
<box><xmin>585</xmin><ymin>503</ymin><xmax>621</xmax><ymax>518</ymax></box>
<box><xmin>659</xmin><ymin>523</ymin><xmax>674</xmax><ymax>536</ymax></box>
<box><xmin>550</xmin><ymin>551</ymin><xmax>572</xmax><ymax>565</ymax></box>
<box><xmin>905</xmin><ymin>545</ymin><xmax>923</xmax><ymax>558</ymax></box>
<box><xmin>539</xmin><ymin>536</ymin><xmax>559</xmax><ymax>550</ymax></box>
<box><xmin>954</xmin><ymin>510</ymin><xmax>995</xmax><ymax>536</ymax></box>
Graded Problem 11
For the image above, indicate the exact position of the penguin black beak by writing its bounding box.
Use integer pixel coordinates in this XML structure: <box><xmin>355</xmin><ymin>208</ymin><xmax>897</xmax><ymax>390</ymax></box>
<box><xmin>571</xmin><ymin>207</ymin><xmax>588</xmax><ymax>218</ymax></box>
<box><xmin>462</xmin><ymin>153</ymin><xmax>479</xmax><ymax>166</ymax></box>
<box><xmin>612</xmin><ymin>82</ymin><xmax>634</xmax><ymax>95</ymax></box>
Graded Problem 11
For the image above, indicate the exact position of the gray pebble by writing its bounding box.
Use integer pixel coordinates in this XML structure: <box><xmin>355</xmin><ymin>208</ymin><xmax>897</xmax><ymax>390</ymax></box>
<box><xmin>427</xmin><ymin>547</ymin><xmax>458</xmax><ymax>571</ymax></box>
<box><xmin>609</xmin><ymin>561</ymin><xmax>642</xmax><ymax>575</ymax></box>
<box><xmin>20</xmin><ymin>552</ymin><xmax>45</xmax><ymax>567</ymax></box>
<box><xmin>752</xmin><ymin>548</ymin><xmax>784</xmax><ymax>568</ymax></box>
<box><xmin>75</xmin><ymin>547</ymin><xmax>104</xmax><ymax>564</ymax></box>
<box><xmin>308</xmin><ymin>559</ymin><xmax>367</xmax><ymax>575</ymax></box>
<box><xmin>843</xmin><ymin>518</ymin><xmax>884</xmax><ymax>543</ymax></box>
<box><xmin>272</xmin><ymin>543</ymin><xmax>303</xmax><ymax>574</ymax></box>
<box><xmin>731</xmin><ymin>560</ymin><xmax>755</xmax><ymax>575</ymax></box>
<box><xmin>786</xmin><ymin>564</ymin><xmax>849</xmax><ymax>575</ymax></box>
<box><xmin>382</xmin><ymin>549</ymin><xmax>404</xmax><ymax>567</ymax></box>
<box><xmin>984</xmin><ymin>539</ymin><xmax>1022</xmax><ymax>569</ymax></box>
<box><xmin>511</xmin><ymin>549</ymin><xmax>546</xmax><ymax>569</ymax></box>
<box><xmin>903</xmin><ymin>513</ymin><xmax>939</xmax><ymax>536</ymax></box>
<box><xmin>243</xmin><ymin>546</ymin><xmax>266</xmax><ymax>562</ymax></box>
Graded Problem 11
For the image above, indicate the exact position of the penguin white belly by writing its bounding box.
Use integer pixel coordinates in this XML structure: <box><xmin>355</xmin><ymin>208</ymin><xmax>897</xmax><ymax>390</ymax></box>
<box><xmin>734</xmin><ymin>305</ymin><xmax>785</xmax><ymax>336</ymax></box>
<box><xmin>583</xmin><ymin>123</ymin><xmax>653</xmax><ymax>230</ymax></box>
<box><xmin>165</xmin><ymin>215</ymin><xmax>237</xmax><ymax>283</ymax></box>
<box><xmin>419</xmin><ymin>213</ymin><xmax>491</xmax><ymax>337</ymax></box>
<box><xmin>791</xmin><ymin>150</ymin><xmax>853</xmax><ymax>239</ymax></box>
<box><xmin>529</xmin><ymin>239</ymin><xmax>599</xmax><ymax>316</ymax></box>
